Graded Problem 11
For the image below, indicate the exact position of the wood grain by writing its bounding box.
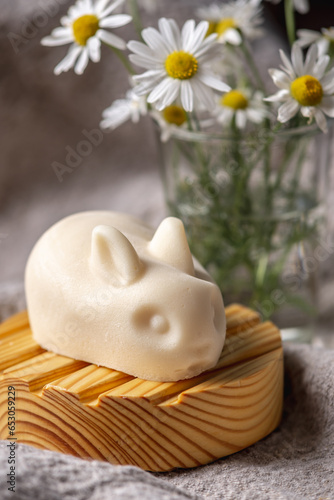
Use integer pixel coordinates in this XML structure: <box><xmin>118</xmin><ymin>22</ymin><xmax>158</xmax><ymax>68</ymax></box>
<box><xmin>0</xmin><ymin>304</ymin><xmax>283</xmax><ymax>471</ymax></box>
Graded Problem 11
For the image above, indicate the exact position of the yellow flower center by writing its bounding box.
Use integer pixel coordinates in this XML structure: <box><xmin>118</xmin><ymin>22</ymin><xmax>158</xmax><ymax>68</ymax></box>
<box><xmin>290</xmin><ymin>75</ymin><xmax>323</xmax><ymax>107</ymax></box>
<box><xmin>165</xmin><ymin>51</ymin><xmax>198</xmax><ymax>80</ymax></box>
<box><xmin>72</xmin><ymin>14</ymin><xmax>99</xmax><ymax>46</ymax></box>
<box><xmin>216</xmin><ymin>18</ymin><xmax>236</xmax><ymax>36</ymax></box>
<box><xmin>221</xmin><ymin>90</ymin><xmax>248</xmax><ymax>110</ymax></box>
<box><xmin>163</xmin><ymin>105</ymin><xmax>187</xmax><ymax>126</ymax></box>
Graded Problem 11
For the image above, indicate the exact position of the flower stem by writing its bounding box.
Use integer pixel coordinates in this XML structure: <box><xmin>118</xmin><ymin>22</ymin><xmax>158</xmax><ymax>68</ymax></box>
<box><xmin>186</xmin><ymin>113</ymin><xmax>208</xmax><ymax>176</ymax></box>
<box><xmin>128</xmin><ymin>0</ymin><xmax>144</xmax><ymax>40</ymax></box>
<box><xmin>111</xmin><ymin>46</ymin><xmax>136</xmax><ymax>75</ymax></box>
<box><xmin>284</xmin><ymin>0</ymin><xmax>296</xmax><ymax>46</ymax></box>
<box><xmin>231</xmin><ymin>117</ymin><xmax>250</xmax><ymax>218</ymax></box>
<box><xmin>240</xmin><ymin>41</ymin><xmax>266</xmax><ymax>93</ymax></box>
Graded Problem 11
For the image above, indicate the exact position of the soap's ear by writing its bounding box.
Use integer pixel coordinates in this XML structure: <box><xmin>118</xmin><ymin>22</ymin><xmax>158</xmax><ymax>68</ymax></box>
<box><xmin>90</xmin><ymin>225</ymin><xmax>142</xmax><ymax>285</ymax></box>
<box><xmin>149</xmin><ymin>217</ymin><xmax>195</xmax><ymax>275</ymax></box>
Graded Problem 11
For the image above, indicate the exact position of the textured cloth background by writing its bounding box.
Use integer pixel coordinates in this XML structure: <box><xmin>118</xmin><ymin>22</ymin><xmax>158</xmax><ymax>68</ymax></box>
<box><xmin>1</xmin><ymin>1</ymin><xmax>334</xmax><ymax>498</ymax></box>
<box><xmin>1</xmin><ymin>291</ymin><xmax>334</xmax><ymax>500</ymax></box>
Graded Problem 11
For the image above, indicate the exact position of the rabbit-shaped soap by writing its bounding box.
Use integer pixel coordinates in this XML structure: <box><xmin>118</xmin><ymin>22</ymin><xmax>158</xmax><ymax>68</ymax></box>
<box><xmin>25</xmin><ymin>211</ymin><xmax>226</xmax><ymax>381</ymax></box>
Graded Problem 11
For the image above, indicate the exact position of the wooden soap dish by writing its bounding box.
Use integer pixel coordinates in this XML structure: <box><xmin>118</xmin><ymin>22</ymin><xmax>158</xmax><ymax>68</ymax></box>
<box><xmin>0</xmin><ymin>304</ymin><xmax>283</xmax><ymax>471</ymax></box>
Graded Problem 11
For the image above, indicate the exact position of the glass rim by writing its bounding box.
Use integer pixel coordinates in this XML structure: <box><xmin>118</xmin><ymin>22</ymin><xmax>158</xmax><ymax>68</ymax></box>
<box><xmin>164</xmin><ymin>122</ymin><xmax>322</xmax><ymax>143</ymax></box>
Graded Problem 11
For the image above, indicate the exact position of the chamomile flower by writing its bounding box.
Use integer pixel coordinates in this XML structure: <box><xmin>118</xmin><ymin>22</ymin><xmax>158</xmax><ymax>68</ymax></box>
<box><xmin>100</xmin><ymin>90</ymin><xmax>147</xmax><ymax>130</ymax></box>
<box><xmin>150</xmin><ymin>105</ymin><xmax>189</xmax><ymax>142</ymax></box>
<box><xmin>128</xmin><ymin>18</ymin><xmax>230</xmax><ymax>112</ymax></box>
<box><xmin>265</xmin><ymin>0</ymin><xmax>309</xmax><ymax>14</ymax></box>
<box><xmin>215</xmin><ymin>89</ymin><xmax>267</xmax><ymax>128</ymax></box>
<box><xmin>265</xmin><ymin>43</ymin><xmax>334</xmax><ymax>133</ymax></box>
<box><xmin>151</xmin><ymin>104</ymin><xmax>213</xmax><ymax>141</ymax></box>
<box><xmin>297</xmin><ymin>27</ymin><xmax>334</xmax><ymax>56</ymax></box>
<box><xmin>196</xmin><ymin>0</ymin><xmax>264</xmax><ymax>46</ymax></box>
<box><xmin>41</xmin><ymin>0</ymin><xmax>132</xmax><ymax>75</ymax></box>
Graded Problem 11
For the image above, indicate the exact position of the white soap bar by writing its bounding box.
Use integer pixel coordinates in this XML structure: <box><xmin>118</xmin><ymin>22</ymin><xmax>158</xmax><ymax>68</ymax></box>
<box><xmin>25</xmin><ymin>211</ymin><xmax>226</xmax><ymax>382</ymax></box>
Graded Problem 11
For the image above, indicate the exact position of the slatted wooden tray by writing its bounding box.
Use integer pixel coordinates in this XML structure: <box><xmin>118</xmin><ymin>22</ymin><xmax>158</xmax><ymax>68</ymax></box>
<box><xmin>0</xmin><ymin>304</ymin><xmax>283</xmax><ymax>471</ymax></box>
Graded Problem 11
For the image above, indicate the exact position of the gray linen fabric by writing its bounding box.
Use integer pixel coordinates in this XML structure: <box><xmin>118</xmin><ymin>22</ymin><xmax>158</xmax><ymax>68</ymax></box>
<box><xmin>1</xmin><ymin>289</ymin><xmax>334</xmax><ymax>500</ymax></box>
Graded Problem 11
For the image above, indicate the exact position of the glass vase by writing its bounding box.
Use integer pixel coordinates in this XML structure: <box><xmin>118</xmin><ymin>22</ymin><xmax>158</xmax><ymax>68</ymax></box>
<box><xmin>158</xmin><ymin>125</ymin><xmax>331</xmax><ymax>342</ymax></box>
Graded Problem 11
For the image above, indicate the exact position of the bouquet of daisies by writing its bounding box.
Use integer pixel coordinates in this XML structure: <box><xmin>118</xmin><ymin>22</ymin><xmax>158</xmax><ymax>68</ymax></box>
<box><xmin>41</xmin><ymin>0</ymin><xmax>334</xmax><ymax>318</ymax></box>
<box><xmin>41</xmin><ymin>0</ymin><xmax>334</xmax><ymax>134</ymax></box>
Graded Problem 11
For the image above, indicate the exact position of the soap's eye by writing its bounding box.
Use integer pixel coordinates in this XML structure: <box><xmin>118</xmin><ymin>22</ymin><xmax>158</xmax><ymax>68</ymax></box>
<box><xmin>150</xmin><ymin>314</ymin><xmax>169</xmax><ymax>333</ymax></box>
<box><xmin>132</xmin><ymin>307</ymin><xmax>169</xmax><ymax>334</ymax></box>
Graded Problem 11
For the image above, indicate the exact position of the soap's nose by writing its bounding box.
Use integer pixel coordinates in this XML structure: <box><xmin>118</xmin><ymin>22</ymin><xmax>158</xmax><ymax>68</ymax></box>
<box><xmin>210</xmin><ymin>285</ymin><xmax>225</xmax><ymax>334</ymax></box>
<box><xmin>183</xmin><ymin>280</ymin><xmax>225</xmax><ymax>340</ymax></box>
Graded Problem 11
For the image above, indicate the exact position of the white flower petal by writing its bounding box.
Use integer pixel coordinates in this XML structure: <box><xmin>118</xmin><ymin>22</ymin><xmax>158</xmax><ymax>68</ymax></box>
<box><xmin>74</xmin><ymin>0</ymin><xmax>92</xmax><ymax>13</ymax></box>
<box><xmin>133</xmin><ymin>69</ymin><xmax>165</xmax><ymax>81</ymax></box>
<box><xmin>247</xmin><ymin>108</ymin><xmax>265</xmax><ymax>123</ymax></box>
<box><xmin>185</xmin><ymin>21</ymin><xmax>208</xmax><ymax>54</ymax></box>
<box><xmin>69</xmin><ymin>2</ymin><xmax>90</xmax><ymax>18</ymax></box>
<box><xmin>277</xmin><ymin>99</ymin><xmax>299</xmax><ymax>122</ymax></box>
<box><xmin>217</xmin><ymin>107</ymin><xmax>233</xmax><ymax>125</ymax></box>
<box><xmin>132</xmin><ymin>72</ymin><xmax>165</xmax><ymax>95</ymax></box>
<box><xmin>41</xmin><ymin>34</ymin><xmax>73</xmax><ymax>46</ymax></box>
<box><xmin>101</xmin><ymin>102</ymin><xmax>131</xmax><ymax>129</ymax></box>
<box><xmin>194</xmin><ymin>34</ymin><xmax>219</xmax><ymax>59</ymax></box>
<box><xmin>74</xmin><ymin>47</ymin><xmax>89</xmax><ymax>74</ymax></box>
<box><xmin>291</xmin><ymin>44</ymin><xmax>304</xmax><ymax>76</ymax></box>
<box><xmin>314</xmin><ymin>108</ymin><xmax>327</xmax><ymax>133</ymax></box>
<box><xmin>321</xmin><ymin>27</ymin><xmax>334</xmax><ymax>39</ymax></box>
<box><xmin>317</xmin><ymin>38</ymin><xmax>330</xmax><ymax>57</ymax></box>
<box><xmin>223</xmin><ymin>29</ymin><xmax>242</xmax><ymax>45</ymax></box>
<box><xmin>311</xmin><ymin>54</ymin><xmax>330</xmax><ymax>80</ymax></box>
<box><xmin>279</xmin><ymin>49</ymin><xmax>296</xmax><ymax>79</ymax></box>
<box><xmin>54</xmin><ymin>44</ymin><xmax>82</xmax><ymax>74</ymax></box>
<box><xmin>162</xmin><ymin>78</ymin><xmax>181</xmax><ymax>106</ymax></box>
<box><xmin>268</xmin><ymin>68</ymin><xmax>291</xmax><ymax>89</ymax></box>
<box><xmin>198</xmin><ymin>73</ymin><xmax>230</xmax><ymax>92</ymax></box>
<box><xmin>128</xmin><ymin>40</ymin><xmax>154</xmax><ymax>58</ymax></box>
<box><xmin>319</xmin><ymin>96</ymin><xmax>334</xmax><ymax>117</ymax></box>
<box><xmin>133</xmin><ymin>82</ymin><xmax>155</xmax><ymax>96</ymax></box>
<box><xmin>129</xmin><ymin>53</ymin><xmax>162</xmax><ymax>69</ymax></box>
<box><xmin>141</xmin><ymin>27</ymin><xmax>169</xmax><ymax>56</ymax></box>
<box><xmin>60</xmin><ymin>16</ymin><xmax>71</xmax><ymax>26</ymax></box>
<box><xmin>51</xmin><ymin>27</ymin><xmax>73</xmax><ymax>38</ymax></box>
<box><xmin>300</xmin><ymin>106</ymin><xmax>313</xmax><ymax>118</ymax></box>
<box><xmin>158</xmin><ymin>18</ymin><xmax>180</xmax><ymax>51</ymax></box>
<box><xmin>95</xmin><ymin>0</ymin><xmax>111</xmax><ymax>15</ymax></box>
<box><xmin>99</xmin><ymin>14</ymin><xmax>132</xmax><ymax>28</ymax></box>
<box><xmin>99</xmin><ymin>0</ymin><xmax>125</xmax><ymax>18</ymax></box>
<box><xmin>181</xmin><ymin>19</ymin><xmax>195</xmax><ymax>52</ymax></box>
<box><xmin>294</xmin><ymin>0</ymin><xmax>310</xmax><ymax>14</ymax></box>
<box><xmin>264</xmin><ymin>89</ymin><xmax>290</xmax><ymax>102</ymax></box>
<box><xmin>303</xmin><ymin>44</ymin><xmax>318</xmax><ymax>74</ymax></box>
<box><xmin>191</xmin><ymin>79</ymin><xmax>216</xmax><ymax>110</ymax></box>
<box><xmin>320</xmin><ymin>68</ymin><xmax>334</xmax><ymax>93</ymax></box>
<box><xmin>87</xmin><ymin>36</ymin><xmax>101</xmax><ymax>62</ymax></box>
<box><xmin>153</xmin><ymin>79</ymin><xmax>181</xmax><ymax>110</ymax></box>
<box><xmin>97</xmin><ymin>29</ymin><xmax>126</xmax><ymax>49</ymax></box>
<box><xmin>296</xmin><ymin>29</ymin><xmax>320</xmax><ymax>46</ymax></box>
<box><xmin>236</xmin><ymin>110</ymin><xmax>247</xmax><ymax>129</ymax></box>
<box><xmin>180</xmin><ymin>80</ymin><xmax>194</xmax><ymax>111</ymax></box>
<box><xmin>82</xmin><ymin>0</ymin><xmax>93</xmax><ymax>10</ymax></box>
<box><xmin>147</xmin><ymin>77</ymin><xmax>175</xmax><ymax>103</ymax></box>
